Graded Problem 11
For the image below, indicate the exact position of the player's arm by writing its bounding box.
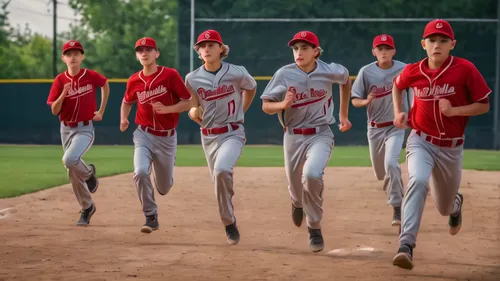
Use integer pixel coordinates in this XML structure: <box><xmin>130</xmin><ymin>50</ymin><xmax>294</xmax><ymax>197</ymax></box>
<box><xmin>50</xmin><ymin>85</ymin><xmax>69</xmax><ymax>115</ymax></box>
<box><xmin>120</xmin><ymin>79</ymin><xmax>136</xmax><ymax>132</ymax></box>
<box><xmin>240</xmin><ymin>68</ymin><xmax>258</xmax><ymax>113</ymax></box>
<box><xmin>262</xmin><ymin>95</ymin><xmax>293</xmax><ymax>115</ymax></box>
<box><xmin>453</xmin><ymin>102</ymin><xmax>490</xmax><ymax>116</ymax></box>
<box><xmin>47</xmin><ymin>77</ymin><xmax>69</xmax><ymax>115</ymax></box>
<box><xmin>261</xmin><ymin>70</ymin><xmax>291</xmax><ymax>115</ymax></box>
<box><xmin>392</xmin><ymin>82</ymin><xmax>404</xmax><ymax>115</ymax></box>
<box><xmin>338</xmin><ymin>74</ymin><xmax>352</xmax><ymax>119</ymax></box>
<box><xmin>153</xmin><ymin>71</ymin><xmax>192</xmax><ymax>114</ymax></box>
<box><xmin>96</xmin><ymin>80</ymin><xmax>110</xmax><ymax>117</ymax></box>
<box><xmin>184</xmin><ymin>80</ymin><xmax>203</xmax><ymax>126</ymax></box>
<box><xmin>242</xmin><ymin>88</ymin><xmax>257</xmax><ymax>113</ymax></box>
<box><xmin>441</xmin><ymin>63</ymin><xmax>491</xmax><ymax>117</ymax></box>
<box><xmin>350</xmin><ymin>68</ymin><xmax>373</xmax><ymax>108</ymax></box>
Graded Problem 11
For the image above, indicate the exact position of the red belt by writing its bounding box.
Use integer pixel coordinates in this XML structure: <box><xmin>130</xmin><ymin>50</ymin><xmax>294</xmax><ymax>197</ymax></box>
<box><xmin>140</xmin><ymin>125</ymin><xmax>175</xmax><ymax>137</ymax></box>
<box><xmin>201</xmin><ymin>124</ymin><xmax>239</xmax><ymax>136</ymax></box>
<box><xmin>63</xmin><ymin>120</ymin><xmax>90</xmax><ymax>128</ymax></box>
<box><xmin>284</xmin><ymin>127</ymin><xmax>318</xmax><ymax>135</ymax></box>
<box><xmin>416</xmin><ymin>130</ymin><xmax>464</xmax><ymax>148</ymax></box>
<box><xmin>370</xmin><ymin>121</ymin><xmax>394</xmax><ymax>128</ymax></box>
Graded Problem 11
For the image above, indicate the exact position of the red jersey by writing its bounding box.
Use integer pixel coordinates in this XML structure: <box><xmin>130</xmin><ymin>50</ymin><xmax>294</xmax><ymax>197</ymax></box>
<box><xmin>123</xmin><ymin>66</ymin><xmax>191</xmax><ymax>130</ymax></box>
<box><xmin>395</xmin><ymin>56</ymin><xmax>491</xmax><ymax>138</ymax></box>
<box><xmin>47</xmin><ymin>68</ymin><xmax>108</xmax><ymax>122</ymax></box>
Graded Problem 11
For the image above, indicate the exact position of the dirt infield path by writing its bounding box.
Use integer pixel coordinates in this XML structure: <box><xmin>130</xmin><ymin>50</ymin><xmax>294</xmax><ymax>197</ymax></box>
<box><xmin>1</xmin><ymin>167</ymin><xmax>499</xmax><ymax>281</ymax></box>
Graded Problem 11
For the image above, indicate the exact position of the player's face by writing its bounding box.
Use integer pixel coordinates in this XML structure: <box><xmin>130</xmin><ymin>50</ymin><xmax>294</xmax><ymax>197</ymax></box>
<box><xmin>197</xmin><ymin>42</ymin><xmax>223</xmax><ymax>64</ymax></box>
<box><xmin>422</xmin><ymin>35</ymin><xmax>456</xmax><ymax>62</ymax></box>
<box><xmin>61</xmin><ymin>50</ymin><xmax>84</xmax><ymax>67</ymax></box>
<box><xmin>292</xmin><ymin>42</ymin><xmax>318</xmax><ymax>67</ymax></box>
<box><xmin>372</xmin><ymin>45</ymin><xmax>395</xmax><ymax>64</ymax></box>
<box><xmin>136</xmin><ymin>47</ymin><xmax>159</xmax><ymax>66</ymax></box>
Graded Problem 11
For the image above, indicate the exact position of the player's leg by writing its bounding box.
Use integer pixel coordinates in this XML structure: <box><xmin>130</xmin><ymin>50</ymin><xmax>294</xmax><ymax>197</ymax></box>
<box><xmin>393</xmin><ymin>132</ymin><xmax>435</xmax><ymax>269</ymax></box>
<box><xmin>283</xmin><ymin>133</ymin><xmax>306</xmax><ymax>228</ymax></box>
<box><xmin>301</xmin><ymin>130</ymin><xmax>334</xmax><ymax>252</ymax></box>
<box><xmin>367</xmin><ymin>128</ymin><xmax>387</xmax><ymax>182</ymax></box>
<box><xmin>61</xmin><ymin>125</ymin><xmax>97</xmax><ymax>226</ymax></box>
<box><xmin>132</xmin><ymin>129</ymin><xmax>157</xmax><ymax>233</ymax></box>
<box><xmin>151</xmin><ymin>134</ymin><xmax>177</xmax><ymax>196</ymax></box>
<box><xmin>429</xmin><ymin>146</ymin><xmax>464</xmax><ymax>235</ymax></box>
<box><xmin>211</xmin><ymin>131</ymin><xmax>245</xmax><ymax>245</ymax></box>
<box><xmin>384</xmin><ymin>128</ymin><xmax>406</xmax><ymax>226</ymax></box>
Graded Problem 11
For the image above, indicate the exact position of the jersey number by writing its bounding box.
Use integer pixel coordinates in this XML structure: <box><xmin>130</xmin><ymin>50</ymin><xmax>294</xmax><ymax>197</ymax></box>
<box><xmin>228</xmin><ymin>99</ymin><xmax>235</xmax><ymax>116</ymax></box>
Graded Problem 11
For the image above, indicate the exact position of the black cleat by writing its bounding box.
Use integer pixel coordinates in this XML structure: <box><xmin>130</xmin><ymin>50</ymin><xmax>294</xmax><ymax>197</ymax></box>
<box><xmin>393</xmin><ymin>244</ymin><xmax>414</xmax><ymax>270</ymax></box>
<box><xmin>308</xmin><ymin>227</ymin><xmax>324</xmax><ymax>252</ymax></box>
<box><xmin>449</xmin><ymin>193</ymin><xmax>463</xmax><ymax>235</ymax></box>
<box><xmin>292</xmin><ymin>204</ymin><xmax>304</xmax><ymax>227</ymax></box>
<box><xmin>86</xmin><ymin>164</ymin><xmax>99</xmax><ymax>193</ymax></box>
<box><xmin>77</xmin><ymin>204</ymin><xmax>96</xmax><ymax>226</ymax></box>
<box><xmin>141</xmin><ymin>214</ymin><xmax>159</xmax><ymax>233</ymax></box>
<box><xmin>392</xmin><ymin>206</ymin><xmax>401</xmax><ymax>226</ymax></box>
<box><xmin>225</xmin><ymin>222</ymin><xmax>240</xmax><ymax>245</ymax></box>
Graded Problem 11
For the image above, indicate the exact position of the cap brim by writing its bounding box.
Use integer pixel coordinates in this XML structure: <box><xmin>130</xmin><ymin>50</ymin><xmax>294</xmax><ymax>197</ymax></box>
<box><xmin>423</xmin><ymin>31</ymin><xmax>453</xmax><ymax>40</ymax></box>
<box><xmin>63</xmin><ymin>48</ymin><xmax>84</xmax><ymax>54</ymax></box>
<box><xmin>373</xmin><ymin>43</ymin><xmax>395</xmax><ymax>49</ymax></box>
<box><xmin>194</xmin><ymin>39</ymin><xmax>223</xmax><ymax>46</ymax></box>
<box><xmin>135</xmin><ymin>45</ymin><xmax>157</xmax><ymax>50</ymax></box>
<box><xmin>288</xmin><ymin>39</ymin><xmax>317</xmax><ymax>47</ymax></box>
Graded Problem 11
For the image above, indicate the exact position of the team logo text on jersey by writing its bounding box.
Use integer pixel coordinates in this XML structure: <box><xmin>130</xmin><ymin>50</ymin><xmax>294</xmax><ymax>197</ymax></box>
<box><xmin>369</xmin><ymin>84</ymin><xmax>393</xmax><ymax>97</ymax></box>
<box><xmin>197</xmin><ymin>84</ymin><xmax>235</xmax><ymax>101</ymax></box>
<box><xmin>288</xmin><ymin>86</ymin><xmax>327</xmax><ymax>107</ymax></box>
<box><xmin>136</xmin><ymin>85</ymin><xmax>168</xmax><ymax>104</ymax></box>
<box><xmin>414</xmin><ymin>83</ymin><xmax>455</xmax><ymax>100</ymax></box>
<box><xmin>66</xmin><ymin>84</ymin><xmax>93</xmax><ymax>98</ymax></box>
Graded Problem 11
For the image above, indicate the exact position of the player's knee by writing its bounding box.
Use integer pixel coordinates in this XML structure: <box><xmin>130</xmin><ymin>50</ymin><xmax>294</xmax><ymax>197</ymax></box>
<box><xmin>303</xmin><ymin>169</ymin><xmax>323</xmax><ymax>182</ymax></box>
<box><xmin>214</xmin><ymin>166</ymin><xmax>232</xmax><ymax>179</ymax></box>
<box><xmin>385</xmin><ymin>160</ymin><xmax>400</xmax><ymax>173</ymax></box>
<box><xmin>408</xmin><ymin>175</ymin><xmax>428</xmax><ymax>188</ymax></box>
<box><xmin>133</xmin><ymin>166</ymin><xmax>150</xmax><ymax>179</ymax></box>
<box><xmin>62</xmin><ymin>153</ymin><xmax>80</xmax><ymax>169</ymax></box>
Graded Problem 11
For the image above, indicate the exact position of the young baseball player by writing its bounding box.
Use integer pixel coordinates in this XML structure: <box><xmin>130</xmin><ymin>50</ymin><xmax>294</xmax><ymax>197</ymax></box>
<box><xmin>120</xmin><ymin>37</ymin><xmax>192</xmax><ymax>233</ymax></box>
<box><xmin>351</xmin><ymin>34</ymin><xmax>411</xmax><ymax>227</ymax></box>
<box><xmin>46</xmin><ymin>40</ymin><xmax>110</xmax><ymax>226</ymax></box>
<box><xmin>261</xmin><ymin>31</ymin><xmax>352</xmax><ymax>252</ymax></box>
<box><xmin>391</xmin><ymin>19</ymin><xmax>491</xmax><ymax>270</ymax></box>
<box><xmin>185</xmin><ymin>29</ymin><xmax>257</xmax><ymax>245</ymax></box>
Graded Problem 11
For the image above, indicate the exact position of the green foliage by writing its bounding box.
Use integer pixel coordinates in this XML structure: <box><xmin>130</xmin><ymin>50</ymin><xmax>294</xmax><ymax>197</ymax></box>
<box><xmin>66</xmin><ymin>0</ymin><xmax>178</xmax><ymax>78</ymax></box>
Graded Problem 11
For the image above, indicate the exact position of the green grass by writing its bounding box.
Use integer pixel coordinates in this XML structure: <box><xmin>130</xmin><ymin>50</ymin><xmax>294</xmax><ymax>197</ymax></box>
<box><xmin>0</xmin><ymin>145</ymin><xmax>499</xmax><ymax>198</ymax></box>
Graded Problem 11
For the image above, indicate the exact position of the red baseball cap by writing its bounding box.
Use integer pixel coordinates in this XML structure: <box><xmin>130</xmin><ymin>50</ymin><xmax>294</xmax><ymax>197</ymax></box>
<box><xmin>288</xmin><ymin>31</ymin><xmax>320</xmax><ymax>47</ymax></box>
<box><xmin>195</xmin><ymin>30</ymin><xmax>224</xmax><ymax>46</ymax></box>
<box><xmin>372</xmin><ymin>34</ymin><xmax>395</xmax><ymax>48</ymax></box>
<box><xmin>423</xmin><ymin>19</ymin><xmax>454</xmax><ymax>40</ymax></box>
<box><xmin>62</xmin><ymin>40</ymin><xmax>84</xmax><ymax>54</ymax></box>
<box><xmin>135</xmin><ymin>37</ymin><xmax>157</xmax><ymax>50</ymax></box>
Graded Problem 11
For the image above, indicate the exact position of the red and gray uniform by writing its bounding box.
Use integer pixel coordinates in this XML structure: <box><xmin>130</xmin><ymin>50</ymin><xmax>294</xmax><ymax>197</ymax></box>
<box><xmin>124</xmin><ymin>56</ymin><xmax>191</xmax><ymax>216</ymax></box>
<box><xmin>395</xmin><ymin>27</ymin><xmax>491</xmax><ymax>247</ymax></box>
<box><xmin>47</xmin><ymin>62</ymin><xmax>107</xmax><ymax>211</ymax></box>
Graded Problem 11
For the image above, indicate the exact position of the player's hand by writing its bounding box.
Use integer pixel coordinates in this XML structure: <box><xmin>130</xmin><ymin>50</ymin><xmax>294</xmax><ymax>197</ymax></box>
<box><xmin>120</xmin><ymin>118</ymin><xmax>129</xmax><ymax>132</ymax></box>
<box><xmin>62</xmin><ymin>83</ymin><xmax>71</xmax><ymax>96</ymax></box>
<box><xmin>394</xmin><ymin>112</ymin><xmax>407</xmax><ymax>128</ymax></box>
<box><xmin>338</xmin><ymin>116</ymin><xmax>352</xmax><ymax>132</ymax></box>
<box><xmin>152</xmin><ymin>102</ymin><xmax>172</xmax><ymax>114</ymax></box>
<box><xmin>92</xmin><ymin>111</ymin><xmax>103</xmax><ymax>121</ymax></box>
<box><xmin>439</xmin><ymin>98</ymin><xmax>455</xmax><ymax>117</ymax></box>
<box><xmin>281</xmin><ymin>91</ymin><xmax>294</xmax><ymax>109</ymax></box>
<box><xmin>188</xmin><ymin>107</ymin><xmax>203</xmax><ymax>125</ymax></box>
<box><xmin>366</xmin><ymin>93</ymin><xmax>376</xmax><ymax>104</ymax></box>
